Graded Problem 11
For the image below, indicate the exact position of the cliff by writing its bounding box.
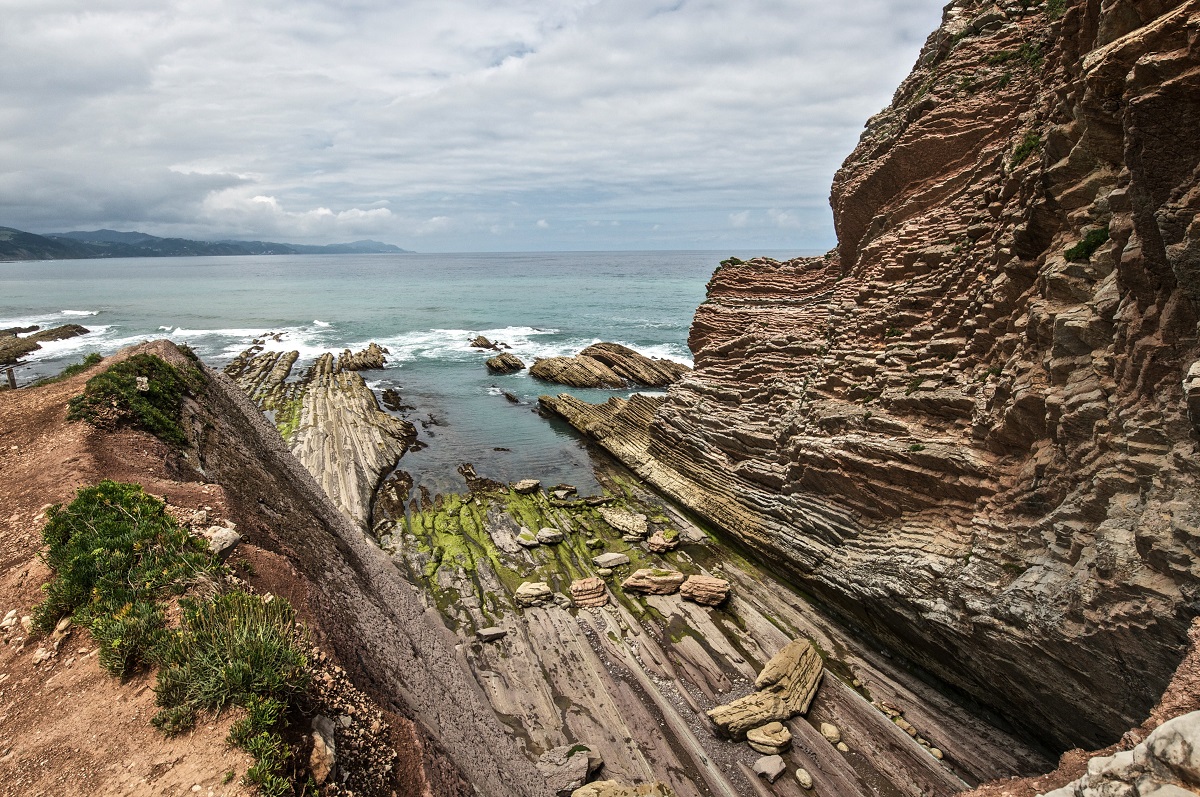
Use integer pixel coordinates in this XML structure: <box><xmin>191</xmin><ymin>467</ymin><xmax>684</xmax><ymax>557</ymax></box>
<box><xmin>543</xmin><ymin>0</ymin><xmax>1200</xmax><ymax>754</ymax></box>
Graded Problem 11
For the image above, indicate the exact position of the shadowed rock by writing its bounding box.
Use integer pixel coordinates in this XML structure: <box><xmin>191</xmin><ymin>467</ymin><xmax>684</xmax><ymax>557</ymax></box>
<box><xmin>487</xmin><ymin>352</ymin><xmax>526</xmax><ymax>373</ymax></box>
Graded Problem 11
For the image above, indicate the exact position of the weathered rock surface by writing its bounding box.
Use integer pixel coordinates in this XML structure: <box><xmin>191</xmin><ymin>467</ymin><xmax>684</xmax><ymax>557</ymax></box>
<box><xmin>487</xmin><ymin>352</ymin><xmax>527</xmax><ymax>373</ymax></box>
<box><xmin>530</xmin><ymin>343</ymin><xmax>689</xmax><ymax>389</ymax></box>
<box><xmin>746</xmin><ymin>722</ymin><xmax>792</xmax><ymax>755</ymax></box>
<box><xmin>0</xmin><ymin>324</ymin><xmax>90</xmax><ymax>367</ymax></box>
<box><xmin>477</xmin><ymin>626</ymin><xmax>508</xmax><ymax>642</ymax></box>
<box><xmin>337</xmin><ymin>342</ymin><xmax>388</xmax><ymax>371</ymax></box>
<box><xmin>542</xmin><ymin>0</ymin><xmax>1200</xmax><ymax>752</ymax></box>
<box><xmin>621</xmin><ymin>568</ymin><xmax>686</xmax><ymax>595</ymax></box>
<box><xmin>513</xmin><ymin>479</ymin><xmax>542</xmax><ymax>494</ymax></box>
<box><xmin>225</xmin><ymin>344</ymin><xmax>416</xmax><ymax>528</ymax></box>
<box><xmin>679</xmin><ymin>575</ymin><xmax>729</xmax><ymax>606</ymax></box>
<box><xmin>707</xmin><ymin>639</ymin><xmax>823</xmax><ymax>739</ymax></box>
<box><xmin>310</xmin><ymin>715</ymin><xmax>338</xmax><ymax>785</ymax></box>
<box><xmin>537</xmin><ymin>745</ymin><xmax>604</xmax><ymax>796</ymax></box>
<box><xmin>752</xmin><ymin>755</ymin><xmax>786</xmax><ymax>783</ymax></box>
<box><xmin>570</xmin><ymin>577</ymin><xmax>609</xmax><ymax>608</ymax></box>
<box><xmin>515</xmin><ymin>581</ymin><xmax>554</xmax><ymax>608</ymax></box>
<box><xmin>592</xmin><ymin>552</ymin><xmax>630</xmax><ymax>569</ymax></box>
<box><xmin>1040</xmin><ymin>711</ymin><xmax>1200</xmax><ymax>797</ymax></box>
<box><xmin>571</xmin><ymin>782</ymin><xmax>672</xmax><ymax>797</ymax></box>
<box><xmin>537</xmin><ymin>527</ymin><xmax>565</xmax><ymax>544</ymax></box>
<box><xmin>596</xmin><ymin>507</ymin><xmax>648</xmax><ymax>539</ymax></box>
<box><xmin>645</xmin><ymin>529</ymin><xmax>679</xmax><ymax>553</ymax></box>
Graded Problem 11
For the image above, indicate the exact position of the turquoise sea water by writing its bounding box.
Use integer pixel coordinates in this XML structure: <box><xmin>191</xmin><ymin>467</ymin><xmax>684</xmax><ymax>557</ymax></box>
<box><xmin>0</xmin><ymin>250</ymin><xmax>805</xmax><ymax>494</ymax></box>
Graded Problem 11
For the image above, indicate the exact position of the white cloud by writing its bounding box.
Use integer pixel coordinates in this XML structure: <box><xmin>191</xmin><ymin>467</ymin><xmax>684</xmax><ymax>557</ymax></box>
<box><xmin>729</xmin><ymin>210</ymin><xmax>751</xmax><ymax>229</ymax></box>
<box><xmin>0</xmin><ymin>0</ymin><xmax>945</xmax><ymax>249</ymax></box>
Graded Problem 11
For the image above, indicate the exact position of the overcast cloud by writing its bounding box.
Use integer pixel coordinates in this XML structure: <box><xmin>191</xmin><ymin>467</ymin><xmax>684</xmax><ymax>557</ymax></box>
<box><xmin>0</xmin><ymin>0</ymin><xmax>944</xmax><ymax>251</ymax></box>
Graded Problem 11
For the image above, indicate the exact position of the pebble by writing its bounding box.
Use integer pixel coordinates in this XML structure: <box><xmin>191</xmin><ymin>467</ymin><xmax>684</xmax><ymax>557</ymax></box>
<box><xmin>836</xmin><ymin>741</ymin><xmax>850</xmax><ymax>753</ymax></box>
<box><xmin>795</xmin><ymin>767</ymin><xmax>814</xmax><ymax>789</ymax></box>
<box><xmin>820</xmin><ymin>722</ymin><xmax>842</xmax><ymax>744</ymax></box>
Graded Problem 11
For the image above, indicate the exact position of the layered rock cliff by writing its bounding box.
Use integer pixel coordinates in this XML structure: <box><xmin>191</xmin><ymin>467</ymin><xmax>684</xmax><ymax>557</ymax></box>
<box><xmin>544</xmin><ymin>0</ymin><xmax>1200</xmax><ymax>754</ymax></box>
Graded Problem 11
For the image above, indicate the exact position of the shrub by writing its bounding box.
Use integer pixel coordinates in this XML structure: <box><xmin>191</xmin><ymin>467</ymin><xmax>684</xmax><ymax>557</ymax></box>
<box><xmin>33</xmin><ymin>480</ymin><xmax>215</xmax><ymax>674</ymax></box>
<box><xmin>1065</xmin><ymin>227</ymin><xmax>1110</xmax><ymax>261</ymax></box>
<box><xmin>1047</xmin><ymin>0</ymin><xmax>1066</xmax><ymax>19</ymax></box>
<box><xmin>1010</xmin><ymin>131</ymin><xmax>1041</xmax><ymax>167</ymax></box>
<box><xmin>66</xmin><ymin>353</ymin><xmax>201</xmax><ymax>445</ymax></box>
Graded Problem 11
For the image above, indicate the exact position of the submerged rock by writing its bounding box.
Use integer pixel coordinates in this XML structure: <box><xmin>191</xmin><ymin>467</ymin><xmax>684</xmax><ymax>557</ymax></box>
<box><xmin>487</xmin><ymin>352</ymin><xmax>526</xmax><ymax>373</ymax></box>
<box><xmin>707</xmin><ymin>638</ymin><xmax>823</xmax><ymax>739</ymax></box>
<box><xmin>679</xmin><ymin>575</ymin><xmax>730</xmax><ymax>606</ymax></box>
<box><xmin>621</xmin><ymin>568</ymin><xmax>686</xmax><ymax>595</ymax></box>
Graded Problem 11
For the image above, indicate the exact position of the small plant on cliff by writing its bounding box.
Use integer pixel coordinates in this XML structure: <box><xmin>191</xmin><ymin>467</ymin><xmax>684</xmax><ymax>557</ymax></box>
<box><xmin>66</xmin><ymin>353</ymin><xmax>202</xmax><ymax>445</ymax></box>
<box><xmin>719</xmin><ymin>256</ymin><xmax>744</xmax><ymax>268</ymax></box>
<box><xmin>1009</xmin><ymin>131</ymin><xmax>1041</xmax><ymax>167</ymax></box>
<box><xmin>1047</xmin><ymin>0</ymin><xmax>1066</xmax><ymax>19</ymax></box>
<box><xmin>1019</xmin><ymin>41</ymin><xmax>1044</xmax><ymax>69</ymax></box>
<box><xmin>1065</xmin><ymin>226</ymin><xmax>1110</xmax><ymax>262</ymax></box>
<box><xmin>33</xmin><ymin>352</ymin><xmax>104</xmax><ymax>386</ymax></box>
<box><xmin>33</xmin><ymin>480</ymin><xmax>215</xmax><ymax>674</ymax></box>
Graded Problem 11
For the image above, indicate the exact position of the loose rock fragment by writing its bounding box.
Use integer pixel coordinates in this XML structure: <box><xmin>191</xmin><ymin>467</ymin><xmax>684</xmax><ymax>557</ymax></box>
<box><xmin>821</xmin><ymin>723</ymin><xmax>842</xmax><ymax>744</ymax></box>
<box><xmin>476</xmin><ymin>627</ymin><xmax>508</xmax><ymax>642</ymax></box>
<box><xmin>752</xmin><ymin>755</ymin><xmax>786</xmax><ymax>783</ymax></box>
<box><xmin>537</xmin><ymin>744</ymin><xmax>603</xmax><ymax>796</ymax></box>
<box><xmin>537</xmin><ymin>527</ymin><xmax>565</xmax><ymax>544</ymax></box>
<box><xmin>515</xmin><ymin>581</ymin><xmax>554</xmax><ymax>608</ymax></box>
<box><xmin>645</xmin><ymin>529</ymin><xmax>679</xmax><ymax>553</ymax></box>
<box><xmin>707</xmin><ymin>638</ymin><xmax>823</xmax><ymax>739</ymax></box>
<box><xmin>592</xmin><ymin>552</ymin><xmax>630</xmax><ymax>569</ymax></box>
<box><xmin>679</xmin><ymin>575</ymin><xmax>730</xmax><ymax>606</ymax></box>
<box><xmin>310</xmin><ymin>715</ymin><xmax>337</xmax><ymax>785</ymax></box>
<box><xmin>746</xmin><ymin>721</ymin><xmax>792</xmax><ymax>755</ymax></box>
<box><xmin>621</xmin><ymin>568</ymin><xmax>686</xmax><ymax>595</ymax></box>
<box><xmin>512</xmin><ymin>479</ymin><xmax>541</xmax><ymax>494</ymax></box>
<box><xmin>795</xmin><ymin>767</ymin><xmax>814</xmax><ymax>789</ymax></box>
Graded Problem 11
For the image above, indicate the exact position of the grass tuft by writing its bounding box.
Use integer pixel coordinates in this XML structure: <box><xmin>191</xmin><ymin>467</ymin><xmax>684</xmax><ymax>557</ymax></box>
<box><xmin>66</xmin><ymin>353</ymin><xmax>202</xmax><ymax>445</ymax></box>
<box><xmin>1065</xmin><ymin>227</ymin><xmax>1110</xmax><ymax>262</ymax></box>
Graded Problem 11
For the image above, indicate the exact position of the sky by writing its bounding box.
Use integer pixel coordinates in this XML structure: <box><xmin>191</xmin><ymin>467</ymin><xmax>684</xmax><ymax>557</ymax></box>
<box><xmin>0</xmin><ymin>0</ymin><xmax>945</xmax><ymax>252</ymax></box>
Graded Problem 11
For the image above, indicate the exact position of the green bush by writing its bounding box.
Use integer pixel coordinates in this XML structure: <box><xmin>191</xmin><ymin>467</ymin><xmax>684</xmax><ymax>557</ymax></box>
<box><xmin>1010</xmin><ymin>131</ymin><xmax>1041</xmax><ymax>167</ymax></box>
<box><xmin>33</xmin><ymin>480</ymin><xmax>215</xmax><ymax>674</ymax></box>
<box><xmin>1065</xmin><ymin>227</ymin><xmax>1110</xmax><ymax>261</ymax></box>
<box><xmin>66</xmin><ymin>353</ymin><xmax>201</xmax><ymax>445</ymax></box>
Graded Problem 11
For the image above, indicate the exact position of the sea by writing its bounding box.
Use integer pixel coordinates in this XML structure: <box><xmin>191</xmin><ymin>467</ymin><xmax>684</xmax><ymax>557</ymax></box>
<box><xmin>0</xmin><ymin>250</ymin><xmax>807</xmax><ymax>495</ymax></box>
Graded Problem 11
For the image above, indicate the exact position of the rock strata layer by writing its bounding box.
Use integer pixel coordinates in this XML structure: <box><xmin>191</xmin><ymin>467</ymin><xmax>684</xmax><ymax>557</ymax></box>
<box><xmin>0</xmin><ymin>324</ymin><xmax>89</xmax><ymax>367</ymax></box>
<box><xmin>487</xmin><ymin>352</ymin><xmax>527</xmax><ymax>373</ymax></box>
<box><xmin>543</xmin><ymin>0</ymin><xmax>1200</xmax><ymax>752</ymax></box>
<box><xmin>225</xmin><ymin>344</ymin><xmax>416</xmax><ymax>528</ymax></box>
<box><xmin>531</xmin><ymin>343</ymin><xmax>689</xmax><ymax>389</ymax></box>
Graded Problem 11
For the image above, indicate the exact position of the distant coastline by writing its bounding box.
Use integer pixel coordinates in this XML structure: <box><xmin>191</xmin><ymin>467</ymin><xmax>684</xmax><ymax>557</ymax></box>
<box><xmin>0</xmin><ymin>225</ymin><xmax>412</xmax><ymax>262</ymax></box>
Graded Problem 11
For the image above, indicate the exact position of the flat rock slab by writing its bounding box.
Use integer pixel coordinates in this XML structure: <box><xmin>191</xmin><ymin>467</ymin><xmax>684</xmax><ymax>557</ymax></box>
<box><xmin>592</xmin><ymin>552</ymin><xmax>630</xmax><ymax>569</ymax></box>
<box><xmin>477</xmin><ymin>626</ymin><xmax>508</xmax><ymax>642</ymax></box>
<box><xmin>537</xmin><ymin>527</ymin><xmax>565</xmax><ymax>544</ymax></box>
<box><xmin>680</xmin><ymin>575</ymin><xmax>730</xmax><ymax>606</ymax></box>
<box><xmin>753</xmin><ymin>755</ymin><xmax>786</xmax><ymax>783</ymax></box>
<box><xmin>621</xmin><ymin>568</ymin><xmax>686</xmax><ymax>595</ymax></box>
<box><xmin>596</xmin><ymin>507</ymin><xmax>648</xmax><ymax>538</ymax></box>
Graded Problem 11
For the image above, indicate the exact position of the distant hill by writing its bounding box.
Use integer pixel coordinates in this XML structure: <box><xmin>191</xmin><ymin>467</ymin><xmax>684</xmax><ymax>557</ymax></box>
<box><xmin>0</xmin><ymin>226</ymin><xmax>412</xmax><ymax>261</ymax></box>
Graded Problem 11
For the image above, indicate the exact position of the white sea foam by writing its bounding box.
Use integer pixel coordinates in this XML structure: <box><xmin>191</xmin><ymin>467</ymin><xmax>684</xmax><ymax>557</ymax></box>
<box><xmin>61</xmin><ymin>309</ymin><xmax>98</xmax><ymax>316</ymax></box>
<box><xmin>313</xmin><ymin>320</ymin><xmax>332</xmax><ymax>327</ymax></box>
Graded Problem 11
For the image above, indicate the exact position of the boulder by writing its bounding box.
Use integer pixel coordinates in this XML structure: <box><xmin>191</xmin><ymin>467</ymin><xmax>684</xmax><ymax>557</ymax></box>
<box><xmin>517</xmin><ymin>528</ymin><xmax>541</xmax><ymax>548</ymax></box>
<box><xmin>487</xmin><ymin>352</ymin><xmax>526</xmax><ymax>373</ymax></box>
<box><xmin>596</xmin><ymin>508</ymin><xmax>648</xmax><ymax>538</ymax></box>
<box><xmin>679</xmin><ymin>575</ymin><xmax>730</xmax><ymax>606</ymax></box>
<box><xmin>512</xmin><ymin>479</ymin><xmax>541</xmax><ymax>494</ymax></box>
<box><xmin>707</xmin><ymin>638</ymin><xmax>823</xmax><ymax>739</ymax></box>
<box><xmin>592</xmin><ymin>552</ymin><xmax>630</xmax><ymax>569</ymax></box>
<box><xmin>201</xmin><ymin>525</ymin><xmax>242</xmax><ymax>561</ymax></box>
<box><xmin>621</xmin><ymin>568</ymin><xmax>686</xmax><ymax>595</ymax></box>
<box><xmin>537</xmin><ymin>527</ymin><xmax>565</xmax><ymax>544</ymax></box>
<box><xmin>536</xmin><ymin>744</ymin><xmax>603</xmax><ymax>796</ymax></box>
<box><xmin>752</xmin><ymin>755</ymin><xmax>786</xmax><ymax>783</ymax></box>
<box><xmin>645</xmin><ymin>529</ymin><xmax>679</xmax><ymax>553</ymax></box>
<box><xmin>515</xmin><ymin>581</ymin><xmax>554</xmax><ymax>608</ymax></box>
<box><xmin>470</xmin><ymin>335</ymin><xmax>499</xmax><ymax>350</ymax></box>
<box><xmin>571</xmin><ymin>577</ymin><xmax>609</xmax><ymax>608</ymax></box>
<box><xmin>746</xmin><ymin>721</ymin><xmax>792</xmax><ymax>755</ymax></box>
<box><xmin>821</xmin><ymin>723</ymin><xmax>842</xmax><ymax>744</ymax></box>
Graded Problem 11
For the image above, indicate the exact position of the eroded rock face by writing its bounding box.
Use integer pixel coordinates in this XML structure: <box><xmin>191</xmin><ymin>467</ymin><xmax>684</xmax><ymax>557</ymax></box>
<box><xmin>570</xmin><ymin>577</ymin><xmax>609</xmax><ymax>608</ymax></box>
<box><xmin>543</xmin><ymin>0</ymin><xmax>1200</xmax><ymax>751</ymax></box>
<box><xmin>225</xmin><ymin>345</ymin><xmax>416</xmax><ymax>529</ymax></box>
<box><xmin>530</xmin><ymin>343</ymin><xmax>689</xmax><ymax>389</ymax></box>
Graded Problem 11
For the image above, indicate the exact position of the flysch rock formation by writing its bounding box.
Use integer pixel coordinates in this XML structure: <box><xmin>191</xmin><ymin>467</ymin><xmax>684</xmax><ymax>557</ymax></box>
<box><xmin>530</xmin><ymin>343</ymin><xmax>690</xmax><ymax>389</ymax></box>
<box><xmin>224</xmin><ymin>343</ymin><xmax>415</xmax><ymax>528</ymax></box>
<box><xmin>541</xmin><ymin>0</ymin><xmax>1200</xmax><ymax>755</ymax></box>
<box><xmin>386</xmin><ymin>466</ymin><xmax>1052</xmax><ymax>797</ymax></box>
